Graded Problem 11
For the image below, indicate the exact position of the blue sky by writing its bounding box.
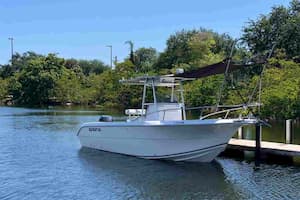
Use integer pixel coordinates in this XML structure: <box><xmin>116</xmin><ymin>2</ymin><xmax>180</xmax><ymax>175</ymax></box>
<box><xmin>0</xmin><ymin>0</ymin><xmax>290</xmax><ymax>65</ymax></box>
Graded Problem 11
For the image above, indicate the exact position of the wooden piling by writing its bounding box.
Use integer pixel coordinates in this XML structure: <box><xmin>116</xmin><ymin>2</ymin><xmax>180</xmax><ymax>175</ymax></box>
<box><xmin>255</xmin><ymin>124</ymin><xmax>261</xmax><ymax>167</ymax></box>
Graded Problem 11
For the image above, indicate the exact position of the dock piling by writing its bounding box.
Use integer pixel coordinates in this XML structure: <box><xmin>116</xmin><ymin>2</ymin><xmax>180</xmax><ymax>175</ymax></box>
<box><xmin>238</xmin><ymin>127</ymin><xmax>243</xmax><ymax>139</ymax></box>
<box><xmin>255</xmin><ymin>124</ymin><xmax>261</xmax><ymax>168</ymax></box>
<box><xmin>286</xmin><ymin>119</ymin><xmax>292</xmax><ymax>144</ymax></box>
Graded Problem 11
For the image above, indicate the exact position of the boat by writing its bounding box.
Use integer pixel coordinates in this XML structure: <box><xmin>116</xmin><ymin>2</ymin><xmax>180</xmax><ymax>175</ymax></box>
<box><xmin>77</xmin><ymin>75</ymin><xmax>257</xmax><ymax>162</ymax></box>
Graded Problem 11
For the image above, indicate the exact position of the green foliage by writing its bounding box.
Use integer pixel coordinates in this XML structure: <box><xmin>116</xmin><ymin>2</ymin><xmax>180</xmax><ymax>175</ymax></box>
<box><xmin>0</xmin><ymin>52</ymin><xmax>42</xmax><ymax>79</ymax></box>
<box><xmin>77</xmin><ymin>60</ymin><xmax>108</xmax><ymax>76</ymax></box>
<box><xmin>243</xmin><ymin>0</ymin><xmax>300</xmax><ymax>61</ymax></box>
<box><xmin>0</xmin><ymin>52</ymin><xmax>112</xmax><ymax>106</ymax></box>
<box><xmin>134</xmin><ymin>47</ymin><xmax>158</xmax><ymax>72</ymax></box>
<box><xmin>154</xmin><ymin>28</ymin><xmax>234</xmax><ymax>72</ymax></box>
<box><xmin>184</xmin><ymin>76</ymin><xmax>223</xmax><ymax>107</ymax></box>
<box><xmin>16</xmin><ymin>53</ymin><xmax>64</xmax><ymax>105</ymax></box>
<box><xmin>0</xmin><ymin>78</ymin><xmax>8</xmax><ymax>101</ymax></box>
<box><xmin>187</xmin><ymin>32</ymin><xmax>223</xmax><ymax>67</ymax></box>
<box><xmin>115</xmin><ymin>60</ymin><xmax>135</xmax><ymax>76</ymax></box>
<box><xmin>0</xmin><ymin>64</ymin><xmax>13</xmax><ymax>78</ymax></box>
<box><xmin>155</xmin><ymin>29</ymin><xmax>197</xmax><ymax>70</ymax></box>
<box><xmin>64</xmin><ymin>58</ymin><xmax>108</xmax><ymax>76</ymax></box>
<box><xmin>260</xmin><ymin>59</ymin><xmax>300</xmax><ymax>119</ymax></box>
<box><xmin>54</xmin><ymin>70</ymin><xmax>82</xmax><ymax>104</ymax></box>
<box><xmin>13</xmin><ymin>52</ymin><xmax>43</xmax><ymax>72</ymax></box>
<box><xmin>7</xmin><ymin>75</ymin><xmax>22</xmax><ymax>100</ymax></box>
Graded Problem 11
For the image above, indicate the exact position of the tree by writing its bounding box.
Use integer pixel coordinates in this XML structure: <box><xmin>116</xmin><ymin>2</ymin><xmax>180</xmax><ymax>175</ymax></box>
<box><xmin>0</xmin><ymin>78</ymin><xmax>8</xmax><ymax>101</ymax></box>
<box><xmin>115</xmin><ymin>60</ymin><xmax>135</xmax><ymax>76</ymax></box>
<box><xmin>154</xmin><ymin>29</ymin><xmax>196</xmax><ymax>70</ymax></box>
<box><xmin>125</xmin><ymin>40</ymin><xmax>135</xmax><ymax>64</ymax></box>
<box><xmin>259</xmin><ymin>59</ymin><xmax>300</xmax><ymax>119</ymax></box>
<box><xmin>242</xmin><ymin>0</ymin><xmax>300</xmax><ymax>61</ymax></box>
<box><xmin>12</xmin><ymin>52</ymin><xmax>43</xmax><ymax>73</ymax></box>
<box><xmin>77</xmin><ymin>59</ymin><xmax>108</xmax><ymax>76</ymax></box>
<box><xmin>0</xmin><ymin>52</ymin><xmax>43</xmax><ymax>78</ymax></box>
<box><xmin>16</xmin><ymin>53</ymin><xmax>65</xmax><ymax>105</ymax></box>
<box><xmin>187</xmin><ymin>32</ymin><xmax>223</xmax><ymax>67</ymax></box>
<box><xmin>0</xmin><ymin>51</ymin><xmax>113</xmax><ymax>106</ymax></box>
<box><xmin>94</xmin><ymin>70</ymin><xmax>121</xmax><ymax>108</ymax></box>
<box><xmin>134</xmin><ymin>47</ymin><xmax>158</xmax><ymax>72</ymax></box>
<box><xmin>154</xmin><ymin>28</ymin><xmax>234</xmax><ymax>71</ymax></box>
<box><xmin>0</xmin><ymin>64</ymin><xmax>13</xmax><ymax>78</ymax></box>
<box><xmin>184</xmin><ymin>76</ymin><xmax>223</xmax><ymax>108</ymax></box>
<box><xmin>54</xmin><ymin>70</ymin><xmax>82</xmax><ymax>104</ymax></box>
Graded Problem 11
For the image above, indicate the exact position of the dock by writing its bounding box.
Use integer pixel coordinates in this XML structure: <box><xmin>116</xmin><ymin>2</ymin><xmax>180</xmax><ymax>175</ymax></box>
<box><xmin>227</xmin><ymin>139</ymin><xmax>300</xmax><ymax>157</ymax></box>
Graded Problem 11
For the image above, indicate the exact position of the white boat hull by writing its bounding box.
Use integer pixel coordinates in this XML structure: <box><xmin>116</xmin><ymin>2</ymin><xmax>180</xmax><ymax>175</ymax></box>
<box><xmin>77</xmin><ymin>119</ymin><xmax>256</xmax><ymax>162</ymax></box>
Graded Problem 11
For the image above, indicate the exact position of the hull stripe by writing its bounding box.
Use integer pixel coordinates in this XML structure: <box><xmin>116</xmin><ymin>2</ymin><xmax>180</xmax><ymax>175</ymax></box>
<box><xmin>140</xmin><ymin>143</ymin><xmax>227</xmax><ymax>159</ymax></box>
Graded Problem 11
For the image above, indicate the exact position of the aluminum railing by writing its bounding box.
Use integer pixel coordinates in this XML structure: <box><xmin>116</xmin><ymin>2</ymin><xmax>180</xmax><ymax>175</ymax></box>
<box><xmin>127</xmin><ymin>103</ymin><xmax>259</xmax><ymax>121</ymax></box>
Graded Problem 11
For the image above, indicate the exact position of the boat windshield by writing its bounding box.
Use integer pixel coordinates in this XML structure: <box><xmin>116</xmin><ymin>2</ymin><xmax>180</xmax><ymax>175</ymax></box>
<box><xmin>119</xmin><ymin>75</ymin><xmax>193</xmax><ymax>87</ymax></box>
<box><xmin>156</xmin><ymin>93</ymin><xmax>179</xmax><ymax>103</ymax></box>
<box><xmin>120</xmin><ymin>75</ymin><xmax>193</xmax><ymax>120</ymax></box>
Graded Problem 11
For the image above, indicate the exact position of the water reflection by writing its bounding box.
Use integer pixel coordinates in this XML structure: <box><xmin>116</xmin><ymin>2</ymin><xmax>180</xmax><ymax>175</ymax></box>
<box><xmin>234</xmin><ymin>121</ymin><xmax>300</xmax><ymax>144</ymax></box>
<box><xmin>78</xmin><ymin>148</ymin><xmax>243</xmax><ymax>200</ymax></box>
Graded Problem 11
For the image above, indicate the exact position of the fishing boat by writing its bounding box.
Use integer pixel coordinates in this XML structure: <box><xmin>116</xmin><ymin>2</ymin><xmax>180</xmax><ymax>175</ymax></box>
<box><xmin>77</xmin><ymin>75</ymin><xmax>257</xmax><ymax>162</ymax></box>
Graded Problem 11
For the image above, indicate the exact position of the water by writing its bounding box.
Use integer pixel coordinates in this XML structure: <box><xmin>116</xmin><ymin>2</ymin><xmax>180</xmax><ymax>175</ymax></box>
<box><xmin>241</xmin><ymin>122</ymin><xmax>300</xmax><ymax>144</ymax></box>
<box><xmin>1</xmin><ymin>106</ymin><xmax>300</xmax><ymax>200</ymax></box>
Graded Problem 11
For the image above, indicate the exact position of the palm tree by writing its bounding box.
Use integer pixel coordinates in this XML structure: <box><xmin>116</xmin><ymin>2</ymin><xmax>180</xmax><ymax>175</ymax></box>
<box><xmin>125</xmin><ymin>40</ymin><xmax>135</xmax><ymax>64</ymax></box>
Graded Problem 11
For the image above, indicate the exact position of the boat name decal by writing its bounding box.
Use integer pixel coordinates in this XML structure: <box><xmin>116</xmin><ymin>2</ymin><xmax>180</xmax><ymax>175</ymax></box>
<box><xmin>89</xmin><ymin>127</ymin><xmax>102</xmax><ymax>132</ymax></box>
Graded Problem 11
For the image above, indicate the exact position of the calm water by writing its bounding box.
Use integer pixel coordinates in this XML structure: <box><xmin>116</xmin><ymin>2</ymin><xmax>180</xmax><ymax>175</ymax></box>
<box><xmin>1</xmin><ymin>106</ymin><xmax>300</xmax><ymax>200</ymax></box>
<box><xmin>239</xmin><ymin>121</ymin><xmax>300</xmax><ymax>144</ymax></box>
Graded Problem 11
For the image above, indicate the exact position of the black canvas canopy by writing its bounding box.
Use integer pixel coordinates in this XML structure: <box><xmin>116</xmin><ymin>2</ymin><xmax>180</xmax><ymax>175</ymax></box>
<box><xmin>177</xmin><ymin>59</ymin><xmax>257</xmax><ymax>79</ymax></box>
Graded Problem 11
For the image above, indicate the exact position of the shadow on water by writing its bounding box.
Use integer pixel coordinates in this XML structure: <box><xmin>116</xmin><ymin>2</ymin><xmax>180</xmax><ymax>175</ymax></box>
<box><xmin>2</xmin><ymin>111</ymin><xmax>103</xmax><ymax>117</ymax></box>
<box><xmin>77</xmin><ymin>148</ymin><xmax>244</xmax><ymax>200</ymax></box>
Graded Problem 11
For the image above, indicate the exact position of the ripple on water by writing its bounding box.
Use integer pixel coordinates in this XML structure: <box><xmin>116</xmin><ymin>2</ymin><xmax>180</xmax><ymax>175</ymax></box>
<box><xmin>218</xmin><ymin>158</ymin><xmax>300</xmax><ymax>200</ymax></box>
<box><xmin>1</xmin><ymin>106</ymin><xmax>300</xmax><ymax>200</ymax></box>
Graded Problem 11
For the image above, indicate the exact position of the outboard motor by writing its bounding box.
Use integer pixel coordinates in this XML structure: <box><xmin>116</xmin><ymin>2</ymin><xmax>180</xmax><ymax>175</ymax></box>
<box><xmin>98</xmin><ymin>115</ymin><xmax>113</xmax><ymax>122</ymax></box>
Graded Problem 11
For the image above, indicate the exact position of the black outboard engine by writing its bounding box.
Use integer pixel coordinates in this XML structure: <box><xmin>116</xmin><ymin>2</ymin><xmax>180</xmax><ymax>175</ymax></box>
<box><xmin>98</xmin><ymin>115</ymin><xmax>113</xmax><ymax>122</ymax></box>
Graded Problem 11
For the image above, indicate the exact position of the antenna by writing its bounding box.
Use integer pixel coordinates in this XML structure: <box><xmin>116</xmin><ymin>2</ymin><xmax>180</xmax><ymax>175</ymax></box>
<box><xmin>215</xmin><ymin>39</ymin><xmax>238</xmax><ymax>110</ymax></box>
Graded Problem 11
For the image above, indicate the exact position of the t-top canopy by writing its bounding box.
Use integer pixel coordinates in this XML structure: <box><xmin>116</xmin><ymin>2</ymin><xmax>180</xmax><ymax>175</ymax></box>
<box><xmin>176</xmin><ymin>59</ymin><xmax>257</xmax><ymax>79</ymax></box>
<box><xmin>119</xmin><ymin>75</ymin><xmax>194</xmax><ymax>87</ymax></box>
<box><xmin>120</xmin><ymin>59</ymin><xmax>259</xmax><ymax>86</ymax></box>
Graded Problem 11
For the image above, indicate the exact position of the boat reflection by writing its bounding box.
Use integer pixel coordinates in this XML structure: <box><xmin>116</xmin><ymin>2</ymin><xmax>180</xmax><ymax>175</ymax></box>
<box><xmin>78</xmin><ymin>147</ymin><xmax>243</xmax><ymax>199</ymax></box>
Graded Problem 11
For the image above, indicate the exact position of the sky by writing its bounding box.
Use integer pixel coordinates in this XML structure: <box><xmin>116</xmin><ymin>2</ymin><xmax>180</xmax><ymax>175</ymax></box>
<box><xmin>0</xmin><ymin>0</ymin><xmax>290</xmax><ymax>65</ymax></box>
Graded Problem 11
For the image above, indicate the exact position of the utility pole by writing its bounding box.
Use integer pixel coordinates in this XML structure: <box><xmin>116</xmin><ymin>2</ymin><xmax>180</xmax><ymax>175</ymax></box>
<box><xmin>106</xmin><ymin>45</ymin><xmax>113</xmax><ymax>69</ymax></box>
<box><xmin>114</xmin><ymin>56</ymin><xmax>118</xmax><ymax>66</ymax></box>
<box><xmin>8</xmin><ymin>37</ymin><xmax>14</xmax><ymax>65</ymax></box>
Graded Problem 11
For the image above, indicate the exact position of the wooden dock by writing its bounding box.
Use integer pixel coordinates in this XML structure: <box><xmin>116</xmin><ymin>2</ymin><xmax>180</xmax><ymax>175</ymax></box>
<box><xmin>227</xmin><ymin>139</ymin><xmax>300</xmax><ymax>157</ymax></box>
